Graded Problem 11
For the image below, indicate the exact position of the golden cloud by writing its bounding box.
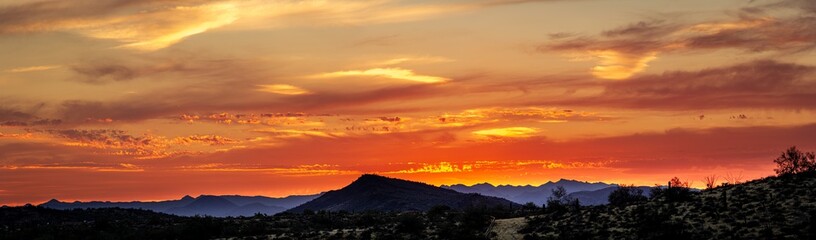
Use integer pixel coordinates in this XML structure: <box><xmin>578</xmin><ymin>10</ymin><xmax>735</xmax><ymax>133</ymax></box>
<box><xmin>179</xmin><ymin>163</ymin><xmax>358</xmax><ymax>176</ymax></box>
<box><xmin>316</xmin><ymin>68</ymin><xmax>449</xmax><ymax>83</ymax></box>
<box><xmin>5</xmin><ymin>65</ymin><xmax>61</xmax><ymax>73</ymax></box>
<box><xmin>472</xmin><ymin>127</ymin><xmax>538</xmax><ymax>138</ymax></box>
<box><xmin>256</xmin><ymin>84</ymin><xmax>311</xmax><ymax>95</ymax></box>
<box><xmin>389</xmin><ymin>162</ymin><xmax>473</xmax><ymax>174</ymax></box>
<box><xmin>590</xmin><ymin>50</ymin><xmax>659</xmax><ymax>80</ymax></box>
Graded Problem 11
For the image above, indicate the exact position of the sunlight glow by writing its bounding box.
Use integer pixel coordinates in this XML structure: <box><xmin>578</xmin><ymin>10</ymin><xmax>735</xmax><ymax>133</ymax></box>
<box><xmin>472</xmin><ymin>127</ymin><xmax>538</xmax><ymax>138</ymax></box>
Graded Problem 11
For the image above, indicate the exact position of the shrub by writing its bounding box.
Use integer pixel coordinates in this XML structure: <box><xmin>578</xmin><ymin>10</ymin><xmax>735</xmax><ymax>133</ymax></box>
<box><xmin>608</xmin><ymin>185</ymin><xmax>646</xmax><ymax>206</ymax></box>
<box><xmin>774</xmin><ymin>146</ymin><xmax>816</xmax><ymax>176</ymax></box>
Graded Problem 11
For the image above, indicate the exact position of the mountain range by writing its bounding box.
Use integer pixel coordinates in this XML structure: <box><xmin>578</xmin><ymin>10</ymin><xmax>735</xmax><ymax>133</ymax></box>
<box><xmin>442</xmin><ymin>179</ymin><xmax>619</xmax><ymax>205</ymax></box>
<box><xmin>39</xmin><ymin>175</ymin><xmax>645</xmax><ymax>216</ymax></box>
<box><xmin>289</xmin><ymin>174</ymin><xmax>520</xmax><ymax>212</ymax></box>
<box><xmin>41</xmin><ymin>194</ymin><xmax>320</xmax><ymax>217</ymax></box>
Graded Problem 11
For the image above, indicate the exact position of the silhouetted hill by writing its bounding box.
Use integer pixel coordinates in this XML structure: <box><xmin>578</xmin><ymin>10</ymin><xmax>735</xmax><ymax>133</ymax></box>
<box><xmin>523</xmin><ymin>171</ymin><xmax>816</xmax><ymax>239</ymax></box>
<box><xmin>40</xmin><ymin>194</ymin><xmax>319</xmax><ymax>217</ymax></box>
<box><xmin>443</xmin><ymin>179</ymin><xmax>616</xmax><ymax>205</ymax></box>
<box><xmin>289</xmin><ymin>174</ymin><xmax>520</xmax><ymax>212</ymax></box>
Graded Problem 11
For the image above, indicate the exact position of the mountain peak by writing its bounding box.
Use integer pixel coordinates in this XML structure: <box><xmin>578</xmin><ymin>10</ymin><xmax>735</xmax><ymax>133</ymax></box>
<box><xmin>180</xmin><ymin>195</ymin><xmax>194</xmax><ymax>201</ymax></box>
<box><xmin>473</xmin><ymin>182</ymin><xmax>496</xmax><ymax>187</ymax></box>
<box><xmin>355</xmin><ymin>173</ymin><xmax>389</xmax><ymax>182</ymax></box>
<box><xmin>45</xmin><ymin>199</ymin><xmax>60</xmax><ymax>204</ymax></box>
<box><xmin>556</xmin><ymin>178</ymin><xmax>581</xmax><ymax>183</ymax></box>
<box><xmin>290</xmin><ymin>174</ymin><xmax>519</xmax><ymax>212</ymax></box>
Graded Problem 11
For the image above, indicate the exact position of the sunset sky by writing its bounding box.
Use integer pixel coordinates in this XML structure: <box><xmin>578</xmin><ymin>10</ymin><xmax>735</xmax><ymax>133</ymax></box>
<box><xmin>2</xmin><ymin>0</ymin><xmax>816</xmax><ymax>205</ymax></box>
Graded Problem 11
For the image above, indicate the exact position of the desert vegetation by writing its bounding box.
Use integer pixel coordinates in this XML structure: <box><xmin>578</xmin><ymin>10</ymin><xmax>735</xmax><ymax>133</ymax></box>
<box><xmin>520</xmin><ymin>146</ymin><xmax>816</xmax><ymax>240</ymax></box>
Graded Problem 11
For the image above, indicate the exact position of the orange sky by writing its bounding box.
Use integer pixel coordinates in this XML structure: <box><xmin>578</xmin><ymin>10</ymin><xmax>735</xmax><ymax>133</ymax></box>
<box><xmin>2</xmin><ymin>0</ymin><xmax>816</xmax><ymax>205</ymax></box>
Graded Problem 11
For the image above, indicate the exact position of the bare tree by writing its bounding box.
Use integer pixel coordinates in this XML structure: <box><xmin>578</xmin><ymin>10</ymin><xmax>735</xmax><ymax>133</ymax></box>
<box><xmin>703</xmin><ymin>175</ymin><xmax>718</xmax><ymax>189</ymax></box>
<box><xmin>724</xmin><ymin>172</ymin><xmax>743</xmax><ymax>185</ymax></box>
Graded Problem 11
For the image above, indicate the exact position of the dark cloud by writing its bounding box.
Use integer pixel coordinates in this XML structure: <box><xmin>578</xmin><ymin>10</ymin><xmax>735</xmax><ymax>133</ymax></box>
<box><xmin>0</xmin><ymin>106</ymin><xmax>60</xmax><ymax>126</ymax></box>
<box><xmin>68</xmin><ymin>56</ymin><xmax>239</xmax><ymax>84</ymax></box>
<box><xmin>601</xmin><ymin>20</ymin><xmax>679</xmax><ymax>38</ymax></box>
<box><xmin>685</xmin><ymin>16</ymin><xmax>816</xmax><ymax>53</ymax></box>
<box><xmin>44</xmin><ymin>129</ymin><xmax>153</xmax><ymax>148</ymax></box>
<box><xmin>70</xmin><ymin>64</ymin><xmax>137</xmax><ymax>84</ymax></box>
<box><xmin>0</xmin><ymin>107</ymin><xmax>34</xmax><ymax>121</ymax></box>
<box><xmin>552</xmin><ymin>60</ymin><xmax>816</xmax><ymax>109</ymax></box>
<box><xmin>542</xmin><ymin>3</ymin><xmax>816</xmax><ymax>62</ymax></box>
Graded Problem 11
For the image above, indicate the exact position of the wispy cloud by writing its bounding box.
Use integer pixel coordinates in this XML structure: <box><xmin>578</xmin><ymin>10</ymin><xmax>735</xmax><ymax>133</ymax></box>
<box><xmin>179</xmin><ymin>163</ymin><xmax>358</xmax><ymax>176</ymax></box>
<box><xmin>588</xmin><ymin>50</ymin><xmax>658</xmax><ymax>80</ymax></box>
<box><xmin>256</xmin><ymin>84</ymin><xmax>311</xmax><ymax>95</ymax></box>
<box><xmin>0</xmin><ymin>1</ymin><xmax>239</xmax><ymax>51</ymax></box>
<box><xmin>375</xmin><ymin>56</ymin><xmax>454</xmax><ymax>66</ymax></box>
<box><xmin>316</xmin><ymin>68</ymin><xmax>449</xmax><ymax>83</ymax></box>
<box><xmin>5</xmin><ymin>65</ymin><xmax>61</xmax><ymax>73</ymax></box>
<box><xmin>552</xmin><ymin>60</ymin><xmax>816</xmax><ymax>110</ymax></box>
<box><xmin>542</xmin><ymin>5</ymin><xmax>816</xmax><ymax>79</ymax></box>
<box><xmin>0</xmin><ymin>163</ymin><xmax>143</xmax><ymax>172</ymax></box>
<box><xmin>388</xmin><ymin>162</ymin><xmax>473</xmax><ymax>174</ymax></box>
<box><xmin>0</xmin><ymin>0</ymin><xmax>562</xmax><ymax>51</ymax></box>
<box><xmin>472</xmin><ymin>127</ymin><xmax>538</xmax><ymax>138</ymax></box>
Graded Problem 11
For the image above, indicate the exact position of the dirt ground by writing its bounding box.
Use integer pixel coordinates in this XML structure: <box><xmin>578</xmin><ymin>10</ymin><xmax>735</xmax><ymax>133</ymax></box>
<box><xmin>490</xmin><ymin>217</ymin><xmax>526</xmax><ymax>240</ymax></box>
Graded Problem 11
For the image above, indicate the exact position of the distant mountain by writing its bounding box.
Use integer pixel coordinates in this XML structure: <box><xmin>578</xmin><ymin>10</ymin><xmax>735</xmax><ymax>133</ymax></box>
<box><xmin>165</xmin><ymin>195</ymin><xmax>239</xmax><ymax>217</ymax></box>
<box><xmin>566</xmin><ymin>186</ymin><xmax>653</xmax><ymax>206</ymax></box>
<box><xmin>289</xmin><ymin>174</ymin><xmax>520</xmax><ymax>212</ymax></box>
<box><xmin>443</xmin><ymin>179</ymin><xmax>616</xmax><ymax>205</ymax></box>
<box><xmin>40</xmin><ymin>194</ymin><xmax>320</xmax><ymax>217</ymax></box>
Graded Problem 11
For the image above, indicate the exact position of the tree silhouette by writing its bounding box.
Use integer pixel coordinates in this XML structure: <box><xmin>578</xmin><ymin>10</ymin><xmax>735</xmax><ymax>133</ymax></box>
<box><xmin>703</xmin><ymin>175</ymin><xmax>718</xmax><ymax>189</ymax></box>
<box><xmin>669</xmin><ymin>177</ymin><xmax>690</xmax><ymax>188</ymax></box>
<box><xmin>608</xmin><ymin>185</ymin><xmax>646</xmax><ymax>206</ymax></box>
<box><xmin>651</xmin><ymin>177</ymin><xmax>693</xmax><ymax>202</ymax></box>
<box><xmin>774</xmin><ymin>146</ymin><xmax>816</xmax><ymax>176</ymax></box>
<box><xmin>723</xmin><ymin>172</ymin><xmax>743</xmax><ymax>185</ymax></box>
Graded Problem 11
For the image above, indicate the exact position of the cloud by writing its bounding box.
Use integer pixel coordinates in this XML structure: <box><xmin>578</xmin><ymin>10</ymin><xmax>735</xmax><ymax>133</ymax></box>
<box><xmin>388</xmin><ymin>162</ymin><xmax>473</xmax><ymax>174</ymax></box>
<box><xmin>472</xmin><ymin>127</ymin><xmax>538</xmax><ymax>138</ymax></box>
<box><xmin>553</xmin><ymin>60</ymin><xmax>816</xmax><ymax>110</ymax></box>
<box><xmin>1</xmin><ymin>119</ymin><xmax>61</xmax><ymax>127</ymax></box>
<box><xmin>5</xmin><ymin>65</ymin><xmax>61</xmax><ymax>73</ymax></box>
<box><xmin>316</xmin><ymin>68</ymin><xmax>449</xmax><ymax>83</ymax></box>
<box><xmin>589</xmin><ymin>50</ymin><xmax>659</xmax><ymax>80</ymax></box>
<box><xmin>542</xmin><ymin>4</ymin><xmax>816</xmax><ymax>79</ymax></box>
<box><xmin>179</xmin><ymin>163</ymin><xmax>358</xmax><ymax>176</ymax></box>
<box><xmin>68</xmin><ymin>56</ymin><xmax>243</xmax><ymax>84</ymax></box>
<box><xmin>256</xmin><ymin>84</ymin><xmax>311</xmax><ymax>95</ymax></box>
<box><xmin>0</xmin><ymin>0</ymin><xmax>568</xmax><ymax>51</ymax></box>
<box><xmin>0</xmin><ymin>107</ymin><xmax>37</xmax><ymax>122</ymax></box>
<box><xmin>19</xmin><ymin>129</ymin><xmax>241</xmax><ymax>159</ymax></box>
<box><xmin>174</xmin><ymin>135</ymin><xmax>239</xmax><ymax>146</ymax></box>
<box><xmin>1</xmin><ymin>163</ymin><xmax>143</xmax><ymax>172</ymax></box>
<box><xmin>253</xmin><ymin>128</ymin><xmax>337</xmax><ymax>138</ymax></box>
<box><xmin>70</xmin><ymin>63</ymin><xmax>137</xmax><ymax>83</ymax></box>
<box><xmin>0</xmin><ymin>0</ymin><xmax>238</xmax><ymax>51</ymax></box>
<box><xmin>375</xmin><ymin>56</ymin><xmax>454</xmax><ymax>66</ymax></box>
